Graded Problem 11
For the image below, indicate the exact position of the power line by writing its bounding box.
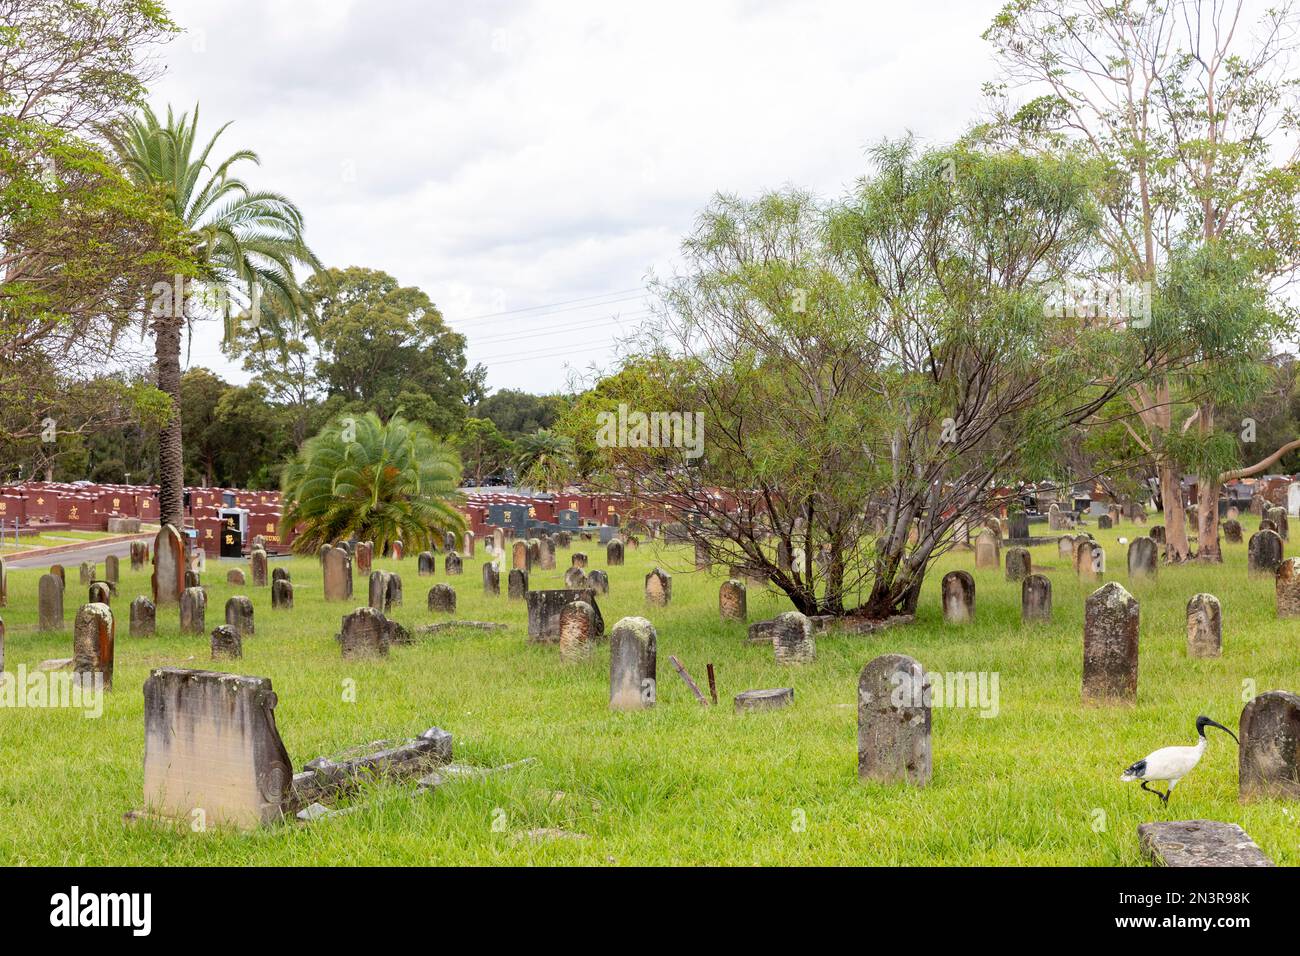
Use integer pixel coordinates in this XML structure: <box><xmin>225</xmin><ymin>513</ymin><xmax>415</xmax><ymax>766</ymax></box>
<box><xmin>447</xmin><ymin>288</ymin><xmax>648</xmax><ymax>323</ymax></box>
<box><xmin>467</xmin><ymin>309</ymin><xmax>651</xmax><ymax>345</ymax></box>
<box><xmin>488</xmin><ymin>342</ymin><xmax>623</xmax><ymax>367</ymax></box>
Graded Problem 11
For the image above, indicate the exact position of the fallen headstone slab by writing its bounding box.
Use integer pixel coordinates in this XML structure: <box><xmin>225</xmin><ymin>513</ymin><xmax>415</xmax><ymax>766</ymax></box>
<box><xmin>37</xmin><ymin>658</ymin><xmax>73</xmax><ymax>671</ymax></box>
<box><xmin>289</xmin><ymin>727</ymin><xmax>453</xmax><ymax>810</ymax></box>
<box><xmin>510</xmin><ymin>828</ymin><xmax>589</xmax><ymax>844</ymax></box>
<box><xmin>295</xmin><ymin>801</ymin><xmax>363</xmax><ymax>823</ymax></box>
<box><xmin>1137</xmin><ymin>820</ymin><xmax>1273</xmax><ymax>867</ymax></box>
<box><xmin>416</xmin><ymin>757</ymin><xmax>537</xmax><ymax>791</ymax></box>
<box><xmin>415</xmin><ymin>620</ymin><xmax>508</xmax><ymax>636</ymax></box>
<box><xmin>734</xmin><ymin>688</ymin><xmax>794</xmax><ymax>713</ymax></box>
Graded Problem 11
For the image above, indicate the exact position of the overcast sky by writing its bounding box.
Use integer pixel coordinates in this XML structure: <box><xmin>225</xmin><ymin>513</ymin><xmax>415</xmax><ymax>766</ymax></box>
<box><xmin>151</xmin><ymin>0</ymin><xmax>1007</xmax><ymax>395</ymax></box>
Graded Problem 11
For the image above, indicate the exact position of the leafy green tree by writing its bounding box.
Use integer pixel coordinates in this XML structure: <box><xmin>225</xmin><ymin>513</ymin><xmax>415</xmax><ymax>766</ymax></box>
<box><xmin>472</xmin><ymin>389</ymin><xmax>570</xmax><ymax>440</ymax></box>
<box><xmin>512</xmin><ymin>429</ymin><xmax>574</xmax><ymax>493</ymax></box>
<box><xmin>280</xmin><ymin>411</ymin><xmax>464</xmax><ymax>554</ymax></box>
<box><xmin>107</xmin><ymin>103</ymin><xmax>322</xmax><ymax>528</ymax></box>
<box><xmin>453</xmin><ymin>417</ymin><xmax>514</xmax><ymax>487</ymax></box>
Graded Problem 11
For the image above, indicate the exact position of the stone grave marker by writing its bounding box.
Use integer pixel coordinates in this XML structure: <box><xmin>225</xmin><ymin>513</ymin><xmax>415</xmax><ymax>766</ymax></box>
<box><xmin>73</xmin><ymin>602</ymin><xmax>114</xmax><ymax>690</ymax></box>
<box><xmin>559</xmin><ymin>600</ymin><xmax>597</xmax><ymax>662</ymax></box>
<box><xmin>250</xmin><ymin>548</ymin><xmax>268</xmax><ymax>587</ymax></box>
<box><xmin>152</xmin><ymin>526</ymin><xmax>186</xmax><ymax>604</ymax></box>
<box><xmin>1223</xmin><ymin>519</ymin><xmax>1243</xmax><ymax>544</ymax></box>
<box><xmin>1021</xmin><ymin>574</ymin><xmax>1052</xmax><ymax>623</ymax></box>
<box><xmin>225</xmin><ymin>596</ymin><xmax>255</xmax><ymax>638</ymax></box>
<box><xmin>1186</xmin><ymin>593</ymin><xmax>1221</xmax><ymax>658</ymax></box>
<box><xmin>322</xmin><ymin>546</ymin><xmax>353</xmax><ymax>601</ymax></box>
<box><xmin>105</xmin><ymin>554</ymin><xmax>119</xmax><ymax>585</ymax></box>
<box><xmin>130</xmin><ymin>540</ymin><xmax>148</xmax><ymax>571</ymax></box>
<box><xmin>1248</xmin><ymin>529</ymin><xmax>1284</xmax><ymax>578</ymax></box>
<box><xmin>180</xmin><ymin>587</ymin><xmax>207</xmax><ymax>635</ymax></box>
<box><xmin>527</xmin><ymin>588</ymin><xmax>604</xmax><ymax>643</ymax></box>
<box><xmin>211</xmin><ymin>624</ymin><xmax>242</xmax><ymax>660</ymax></box>
<box><xmin>719</xmin><ymin>579</ymin><xmax>747</xmax><ymax>621</ymax></box>
<box><xmin>130</xmin><ymin>596</ymin><xmax>155</xmax><ymax>637</ymax></box>
<box><xmin>271</xmin><ymin>579</ymin><xmax>294</xmax><ymax>610</ymax></box>
<box><xmin>418</xmin><ymin>551</ymin><xmax>435</xmax><ymax>576</ymax></box>
<box><xmin>734</xmin><ymin>688</ymin><xmax>794</xmax><ymax>713</ymax></box>
<box><xmin>644</xmin><ymin>568</ymin><xmax>672</xmax><ymax>607</ymax></box>
<box><xmin>1083</xmin><ymin>582</ymin><xmax>1139</xmax><ymax>705</ymax></box>
<box><xmin>1238</xmin><ymin>690</ymin><xmax>1300</xmax><ymax>801</ymax></box>
<box><xmin>1138</xmin><ymin>821</ymin><xmax>1272</xmax><ymax>867</ymax></box>
<box><xmin>39</xmin><ymin>573</ymin><xmax>64</xmax><ymax>631</ymax></box>
<box><xmin>340</xmin><ymin>607</ymin><xmax>390</xmax><ymax>660</ymax></box>
<box><xmin>607</xmin><ymin>539</ymin><xmax>624</xmax><ymax>566</ymax></box>
<box><xmin>771</xmin><ymin>611</ymin><xmax>815</xmax><ymax>664</ymax></box>
<box><xmin>1004</xmin><ymin>547</ymin><xmax>1031</xmax><ymax>582</ymax></box>
<box><xmin>427</xmin><ymin>583</ymin><xmax>456</xmax><ymax>613</ymax></box>
<box><xmin>508</xmin><ymin>568</ymin><xmax>528</xmax><ymax>600</ymax></box>
<box><xmin>974</xmin><ymin>530</ymin><xmax>999</xmax><ymax>570</ymax></box>
<box><xmin>941</xmin><ymin>570</ymin><xmax>974</xmax><ymax>624</ymax></box>
<box><xmin>570</xmin><ymin>551</ymin><xmax>587</xmax><ymax>570</ymax></box>
<box><xmin>227</xmin><ymin>568</ymin><xmax>246</xmax><ymax>586</ymax></box>
<box><xmin>609</xmin><ymin>617</ymin><xmax>656</xmax><ymax>711</ymax></box>
<box><xmin>483</xmin><ymin>562</ymin><xmax>500</xmax><ymax>596</ymax></box>
<box><xmin>588</xmin><ymin>569</ymin><xmax>609</xmax><ymax>595</ymax></box>
<box><xmin>858</xmin><ymin>654</ymin><xmax>930</xmax><ymax>786</ymax></box>
<box><xmin>1127</xmin><ymin>536</ymin><xmax>1158</xmax><ymax>580</ymax></box>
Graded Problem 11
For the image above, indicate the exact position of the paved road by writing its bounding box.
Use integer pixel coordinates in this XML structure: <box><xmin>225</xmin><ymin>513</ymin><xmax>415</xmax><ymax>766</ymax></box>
<box><xmin>4</xmin><ymin>536</ymin><xmax>145</xmax><ymax>569</ymax></box>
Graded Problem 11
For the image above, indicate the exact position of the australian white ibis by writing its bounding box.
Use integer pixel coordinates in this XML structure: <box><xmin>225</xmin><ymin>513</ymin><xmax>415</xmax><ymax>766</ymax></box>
<box><xmin>1120</xmin><ymin>716</ymin><xmax>1239</xmax><ymax>804</ymax></box>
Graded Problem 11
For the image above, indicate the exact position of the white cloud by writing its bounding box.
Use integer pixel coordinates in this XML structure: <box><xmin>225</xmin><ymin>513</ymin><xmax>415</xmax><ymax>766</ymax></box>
<box><xmin>153</xmin><ymin>0</ymin><xmax>1006</xmax><ymax>394</ymax></box>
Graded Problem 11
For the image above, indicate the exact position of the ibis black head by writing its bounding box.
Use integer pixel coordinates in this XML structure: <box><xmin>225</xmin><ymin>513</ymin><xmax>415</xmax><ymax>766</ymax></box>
<box><xmin>1196</xmin><ymin>715</ymin><xmax>1239</xmax><ymax>744</ymax></box>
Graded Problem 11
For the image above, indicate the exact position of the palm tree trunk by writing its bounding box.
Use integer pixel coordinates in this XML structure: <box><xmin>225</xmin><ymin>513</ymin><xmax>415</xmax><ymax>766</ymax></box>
<box><xmin>155</xmin><ymin>314</ymin><xmax>184</xmax><ymax>530</ymax></box>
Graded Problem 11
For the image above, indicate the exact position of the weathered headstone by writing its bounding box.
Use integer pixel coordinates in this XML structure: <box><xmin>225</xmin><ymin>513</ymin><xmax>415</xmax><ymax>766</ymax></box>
<box><xmin>184</xmin><ymin>569</ymin><xmax>201</xmax><ymax>589</ymax></box>
<box><xmin>225</xmin><ymin>596</ymin><xmax>255</xmax><ymax>637</ymax></box>
<box><xmin>1268</xmin><ymin>506</ymin><xmax>1289</xmax><ymax>541</ymax></box>
<box><xmin>250</xmin><ymin>548</ymin><xmax>268</xmax><ymax>587</ymax></box>
<box><xmin>72</xmin><ymin>602</ymin><xmax>114</xmax><ymax>690</ymax></box>
<box><xmin>513</xmin><ymin>541</ymin><xmax>531</xmax><ymax>571</ymax></box>
<box><xmin>1021</xmin><ymin>573</ymin><xmax>1052</xmax><ymax>623</ymax></box>
<box><xmin>564</xmin><ymin>566</ymin><xmax>588</xmax><ymax>589</ymax></box>
<box><xmin>142</xmin><ymin>668</ymin><xmax>294</xmax><ymax>829</ymax></box>
<box><xmin>272</xmin><ymin>578</ymin><xmax>294</xmax><ymax>610</ymax></box>
<box><xmin>130</xmin><ymin>596</ymin><xmax>155</xmax><ymax>637</ymax></box>
<box><xmin>570</xmin><ymin>551</ymin><xmax>587</xmax><ymax>569</ymax></box>
<box><xmin>340</xmin><ymin>606</ymin><xmax>390</xmax><ymax>660</ymax></box>
<box><xmin>49</xmin><ymin>563</ymin><xmax>65</xmax><ymax>587</ymax></box>
<box><xmin>559</xmin><ymin>600</ymin><xmax>597</xmax><ymax>662</ymax></box>
<box><xmin>1098</xmin><ymin>514</ymin><xmax>1112</xmax><ymax>530</ymax></box>
<box><xmin>609</xmin><ymin>616</ymin><xmax>656</xmax><ymax>711</ymax></box>
<box><xmin>1057</xmin><ymin>534</ymin><xmax>1075</xmax><ymax>559</ymax></box>
<box><xmin>974</xmin><ymin>529</ymin><xmax>999</xmax><ymax>570</ymax></box>
<box><xmin>1149</xmin><ymin>524</ymin><xmax>1165</xmax><ymax>545</ymax></box>
<box><xmin>1277</xmin><ymin>558</ymin><xmax>1300</xmax><ymax>618</ymax></box>
<box><xmin>462</xmin><ymin>532</ymin><xmax>475</xmax><ymax>558</ymax></box>
<box><xmin>211</xmin><ymin>624</ymin><xmax>242</xmax><ymax>660</ymax></box>
<box><xmin>88</xmin><ymin>581</ymin><xmax>112</xmax><ymax>605</ymax></box>
<box><xmin>1127</xmin><ymin>536</ymin><xmax>1158</xmax><ymax>580</ymax></box>
<box><xmin>322</xmin><ymin>546</ymin><xmax>353</xmax><ymax>601</ymax></box>
<box><xmin>445</xmin><ymin>551</ymin><xmax>463</xmax><ymax>575</ymax></box>
<box><xmin>105</xmin><ymin>554</ymin><xmax>119</xmax><ymax>585</ymax></box>
<box><xmin>227</xmin><ymin>568</ymin><xmax>246</xmax><ymax>586</ymax></box>
<box><xmin>607</xmin><ymin>539</ymin><xmax>624</xmax><ymax>566</ymax></box>
<box><xmin>1260</xmin><ymin>518</ymin><xmax>1277</xmax><ymax>533</ymax></box>
<box><xmin>38</xmin><ymin>573</ymin><xmax>64</xmax><ymax>631</ymax></box>
<box><xmin>941</xmin><ymin>570</ymin><xmax>974</xmax><ymax>624</ymax></box>
<box><xmin>272</xmin><ymin>567</ymin><xmax>289</xmax><ymax>584</ymax></box>
<box><xmin>1248</xmin><ymin>529</ymin><xmax>1284</xmax><ymax>578</ymax></box>
<box><xmin>719</xmin><ymin>579</ymin><xmax>747</xmax><ymax>621</ymax></box>
<box><xmin>858</xmin><ymin>654</ymin><xmax>930</xmax><ymax>786</ymax></box>
<box><xmin>1008</xmin><ymin>513</ymin><xmax>1029</xmax><ymax>539</ymax></box>
<box><xmin>527</xmin><ymin>588</ymin><xmax>604</xmax><ymax>643</ymax></box>
<box><xmin>427</xmin><ymin>583</ymin><xmax>456</xmax><ymax>613</ymax></box>
<box><xmin>1082</xmin><ymin>582</ymin><xmax>1139</xmax><ymax>705</ymax></box>
<box><xmin>180</xmin><ymin>586</ymin><xmax>207</xmax><ymax>635</ymax></box>
<box><xmin>482</xmin><ymin>562</ymin><xmax>500</xmax><ymax>596</ymax></box>
<box><xmin>1238</xmin><ymin>691</ymin><xmax>1300</xmax><ymax>801</ymax></box>
<box><xmin>418</xmin><ymin>551</ymin><xmax>435</xmax><ymax>576</ymax></box>
<box><xmin>771</xmin><ymin>611</ymin><xmax>815</xmax><ymax>664</ymax></box>
<box><xmin>508</xmin><ymin>568</ymin><xmax>528</xmax><ymax>600</ymax></box>
<box><xmin>368</xmin><ymin>570</ymin><xmax>396</xmax><ymax>613</ymax></box>
<box><xmin>588</xmin><ymin>568</ymin><xmax>609</xmax><ymax>595</ymax></box>
<box><xmin>1138</xmin><ymin>821</ymin><xmax>1273</xmax><ymax>867</ymax></box>
<box><xmin>1185</xmin><ymin>593</ymin><xmax>1221</xmax><ymax>658</ymax></box>
<box><xmin>695</xmin><ymin>541</ymin><xmax>712</xmax><ymax>571</ymax></box>
<box><xmin>1075</xmin><ymin>537</ymin><xmax>1103</xmax><ymax>581</ymax></box>
<box><xmin>1223</xmin><ymin>519</ymin><xmax>1243</xmax><ymax>543</ymax></box>
<box><xmin>78</xmin><ymin>560</ymin><xmax>95</xmax><ymax>585</ymax></box>
<box><xmin>644</xmin><ymin>567</ymin><xmax>672</xmax><ymax>607</ymax></box>
<box><xmin>130</xmin><ymin>540</ymin><xmax>148</xmax><ymax>571</ymax></box>
<box><xmin>392</xmin><ymin>540</ymin><xmax>404</xmax><ymax>560</ymax></box>
<box><xmin>1004</xmin><ymin>547</ymin><xmax>1031</xmax><ymax>582</ymax></box>
<box><xmin>355</xmin><ymin>541</ymin><xmax>373</xmax><ymax>575</ymax></box>
<box><xmin>734</xmin><ymin>688</ymin><xmax>794</xmax><ymax>713</ymax></box>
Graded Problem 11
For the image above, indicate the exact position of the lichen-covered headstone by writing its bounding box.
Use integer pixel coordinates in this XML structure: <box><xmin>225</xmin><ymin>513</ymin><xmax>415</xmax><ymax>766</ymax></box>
<box><xmin>271</xmin><ymin>579</ymin><xmax>294</xmax><ymax>610</ymax></box>
<box><xmin>771</xmin><ymin>611</ymin><xmax>815</xmax><ymax>664</ymax></box>
<box><xmin>482</xmin><ymin>562</ymin><xmax>500</xmax><ymax>596</ymax></box>
<box><xmin>644</xmin><ymin>567</ymin><xmax>672</xmax><ymax>607</ymax></box>
<box><xmin>559</xmin><ymin>600</ymin><xmax>597</xmax><ymax>662</ymax></box>
<box><xmin>1277</xmin><ymin>559</ymin><xmax>1300</xmax><ymax>618</ymax></box>
<box><xmin>1248</xmin><ymin>529</ymin><xmax>1284</xmax><ymax>578</ymax></box>
<box><xmin>340</xmin><ymin>606</ymin><xmax>390</xmax><ymax>660</ymax></box>
<box><xmin>570</xmin><ymin>551</ymin><xmax>587</xmax><ymax>570</ymax></box>
<box><xmin>1127</xmin><ymin>536</ymin><xmax>1158</xmax><ymax>580</ymax></box>
<box><xmin>609</xmin><ymin>616</ymin><xmax>656</xmax><ymax>711</ymax></box>
<box><xmin>940</xmin><ymin>570</ymin><xmax>974</xmax><ymax>624</ymax></box>
<box><xmin>180</xmin><ymin>586</ymin><xmax>207</xmax><ymax>635</ymax></box>
<box><xmin>513</xmin><ymin>541</ymin><xmax>530</xmax><ymax>571</ymax></box>
<box><xmin>588</xmin><ymin>569</ymin><xmax>609</xmax><ymax>595</ymax></box>
<box><xmin>250</xmin><ymin>548</ymin><xmax>268</xmax><ymax>587</ymax></box>
<box><xmin>130</xmin><ymin>596</ymin><xmax>155</xmax><ymax>637</ymax></box>
<box><xmin>427</xmin><ymin>583</ymin><xmax>456</xmax><ymax>613</ymax></box>
<box><xmin>1268</xmin><ymin>506</ymin><xmax>1289</xmax><ymax>541</ymax></box>
<box><xmin>322</xmin><ymin>546</ymin><xmax>353</xmax><ymax>601</ymax></box>
<box><xmin>418</xmin><ymin>551</ymin><xmax>435</xmax><ymax>576</ymax></box>
<box><xmin>857</xmin><ymin>654</ymin><xmax>930</xmax><ymax>786</ymax></box>
<box><xmin>88</xmin><ymin>581</ymin><xmax>111</xmax><ymax>605</ymax></box>
<box><xmin>73</xmin><ymin>602</ymin><xmax>114</xmax><ymax>690</ymax></box>
<box><xmin>564</xmin><ymin>566</ymin><xmax>588</xmax><ymax>589</ymax></box>
<box><xmin>508</xmin><ymin>568</ymin><xmax>528</xmax><ymax>600</ymax></box>
<box><xmin>1238</xmin><ymin>690</ymin><xmax>1300</xmax><ymax>801</ymax></box>
<box><xmin>719</xmin><ymin>579</ymin><xmax>747</xmax><ymax>621</ymax></box>
<box><xmin>1186</xmin><ymin>593</ymin><xmax>1221</xmax><ymax>658</ymax></box>
<box><xmin>142</xmin><ymin>668</ymin><xmax>293</xmax><ymax>829</ymax></box>
<box><xmin>211</xmin><ymin>624</ymin><xmax>242</xmax><ymax>660</ymax></box>
<box><xmin>527</xmin><ymin>588</ymin><xmax>604</xmax><ymax>643</ymax></box>
<box><xmin>1004</xmin><ymin>547</ymin><xmax>1030</xmax><ymax>582</ymax></box>
<box><xmin>1083</xmin><ymin>582</ymin><xmax>1139</xmax><ymax>705</ymax></box>
<box><xmin>1223</xmin><ymin>519</ymin><xmax>1243</xmax><ymax>543</ymax></box>
<box><xmin>1021</xmin><ymin>573</ymin><xmax>1052</xmax><ymax>623</ymax></box>
<box><xmin>444</xmin><ymin>551</ymin><xmax>463</xmax><ymax>576</ymax></box>
<box><xmin>607</xmin><ymin>539</ymin><xmax>624</xmax><ymax>567</ymax></box>
<box><xmin>225</xmin><ymin>596</ymin><xmax>254</xmax><ymax>637</ymax></box>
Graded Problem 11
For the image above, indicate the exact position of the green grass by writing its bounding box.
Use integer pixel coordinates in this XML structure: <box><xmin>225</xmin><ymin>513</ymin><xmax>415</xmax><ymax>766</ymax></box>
<box><xmin>0</xmin><ymin>519</ymin><xmax>1295</xmax><ymax>866</ymax></box>
<box><xmin>1</xmin><ymin>530</ymin><xmax>130</xmax><ymax>553</ymax></box>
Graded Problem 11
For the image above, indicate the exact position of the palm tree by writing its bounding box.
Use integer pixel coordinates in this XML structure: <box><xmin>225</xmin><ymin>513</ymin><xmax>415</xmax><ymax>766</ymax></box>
<box><xmin>106</xmin><ymin>104</ymin><xmax>322</xmax><ymax>529</ymax></box>
<box><xmin>281</xmin><ymin>412</ymin><xmax>465</xmax><ymax>555</ymax></box>
<box><xmin>513</xmin><ymin>429</ymin><xmax>574</xmax><ymax>492</ymax></box>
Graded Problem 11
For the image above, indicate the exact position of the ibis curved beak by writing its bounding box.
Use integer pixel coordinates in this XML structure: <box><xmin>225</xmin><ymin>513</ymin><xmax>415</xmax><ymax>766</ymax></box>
<box><xmin>1203</xmin><ymin>717</ymin><xmax>1240</xmax><ymax>745</ymax></box>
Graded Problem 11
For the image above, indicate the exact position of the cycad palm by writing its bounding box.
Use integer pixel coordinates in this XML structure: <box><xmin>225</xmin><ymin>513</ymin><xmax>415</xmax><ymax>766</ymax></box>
<box><xmin>281</xmin><ymin>412</ymin><xmax>465</xmax><ymax>555</ymax></box>
<box><xmin>107</xmin><ymin>103</ymin><xmax>322</xmax><ymax>527</ymax></box>
<box><xmin>513</xmin><ymin>429</ymin><xmax>574</xmax><ymax>492</ymax></box>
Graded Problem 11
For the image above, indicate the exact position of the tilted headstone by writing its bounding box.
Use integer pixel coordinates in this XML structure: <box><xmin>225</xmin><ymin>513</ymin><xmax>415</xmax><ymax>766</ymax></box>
<box><xmin>180</xmin><ymin>586</ymin><xmax>207</xmax><ymax>635</ymax></box>
<box><xmin>1082</xmin><ymin>582</ymin><xmax>1139</xmax><ymax>705</ymax></box>
<box><xmin>527</xmin><ymin>588</ymin><xmax>604</xmax><ymax>643</ymax></box>
<box><xmin>73</xmin><ymin>602</ymin><xmax>114</xmax><ymax>690</ymax></box>
<box><xmin>1186</xmin><ymin>593</ymin><xmax>1221</xmax><ymax>658</ymax></box>
<box><xmin>719</xmin><ymin>579</ymin><xmax>747</xmax><ymax>621</ymax></box>
<box><xmin>153</xmin><ymin>525</ymin><xmax>186</xmax><ymax>606</ymax></box>
<box><xmin>482</xmin><ymin>562</ymin><xmax>500</xmax><ymax>596</ymax></box>
<box><xmin>559</xmin><ymin>600</ymin><xmax>597</xmax><ymax>662</ymax></box>
<box><xmin>418</xmin><ymin>551</ymin><xmax>436</xmax><ymax>576</ymax></box>
<box><xmin>1223</xmin><ymin>519</ymin><xmax>1243</xmax><ymax>543</ymax></box>
<box><xmin>130</xmin><ymin>596</ymin><xmax>155</xmax><ymax>637</ymax></box>
<box><xmin>427</xmin><ymin>583</ymin><xmax>456</xmax><ymax>613</ymax></box>
<box><xmin>609</xmin><ymin>616</ymin><xmax>656</xmax><ymax>711</ymax></box>
<box><xmin>508</xmin><ymin>568</ymin><xmax>528</xmax><ymax>600</ymax></box>
<box><xmin>1248</xmin><ymin>529</ymin><xmax>1284</xmax><ymax>578</ymax></box>
<box><xmin>1238</xmin><ymin>690</ymin><xmax>1300</xmax><ymax>801</ymax></box>
<box><xmin>250</xmin><ymin>548</ymin><xmax>268</xmax><ymax>587</ymax></box>
<box><xmin>322</xmin><ymin>546</ymin><xmax>353</xmax><ymax>601</ymax></box>
<box><xmin>225</xmin><ymin>596</ymin><xmax>255</xmax><ymax>638</ymax></box>
<box><xmin>1004</xmin><ymin>547</ymin><xmax>1030</xmax><ymax>582</ymax></box>
<box><xmin>974</xmin><ymin>529</ymin><xmax>999</xmax><ymax>569</ymax></box>
<box><xmin>211</xmin><ymin>624</ymin><xmax>242</xmax><ymax>660</ymax></box>
<box><xmin>340</xmin><ymin>606</ymin><xmax>390</xmax><ymax>660</ymax></box>
<box><xmin>564</xmin><ymin>566</ymin><xmax>588</xmax><ymax>589</ymax></box>
<box><xmin>444</xmin><ymin>551</ymin><xmax>463</xmax><ymax>575</ymax></box>
<box><xmin>1021</xmin><ymin>573</ymin><xmax>1052</xmax><ymax>623</ymax></box>
<box><xmin>941</xmin><ymin>570</ymin><xmax>974</xmax><ymax>624</ymax></box>
<box><xmin>142</xmin><ymin>668</ymin><xmax>294</xmax><ymax>829</ymax></box>
<box><xmin>607</xmin><ymin>539</ymin><xmax>624</xmax><ymax>566</ymax></box>
<box><xmin>772</xmin><ymin>611</ymin><xmax>815</xmax><ymax>664</ymax></box>
<box><xmin>1127</xmin><ymin>536</ymin><xmax>1158</xmax><ymax>580</ymax></box>
<box><xmin>271</xmin><ymin>579</ymin><xmax>294</xmax><ymax>610</ymax></box>
<box><xmin>588</xmin><ymin>568</ymin><xmax>609</xmax><ymax>595</ymax></box>
<box><xmin>858</xmin><ymin>654</ymin><xmax>930</xmax><ymax>786</ymax></box>
<box><xmin>38</xmin><ymin>573</ymin><xmax>64</xmax><ymax>631</ymax></box>
<box><xmin>644</xmin><ymin>567</ymin><xmax>672</xmax><ymax>607</ymax></box>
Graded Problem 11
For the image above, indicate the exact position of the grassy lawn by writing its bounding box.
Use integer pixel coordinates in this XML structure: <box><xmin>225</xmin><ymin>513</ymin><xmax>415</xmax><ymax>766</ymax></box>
<box><xmin>0</xmin><ymin>518</ymin><xmax>1295</xmax><ymax>866</ymax></box>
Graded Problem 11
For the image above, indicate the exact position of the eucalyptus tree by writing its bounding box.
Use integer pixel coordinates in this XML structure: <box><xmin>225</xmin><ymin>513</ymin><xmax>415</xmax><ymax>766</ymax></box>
<box><xmin>107</xmin><ymin>104</ymin><xmax>322</xmax><ymax>528</ymax></box>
